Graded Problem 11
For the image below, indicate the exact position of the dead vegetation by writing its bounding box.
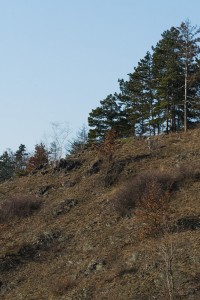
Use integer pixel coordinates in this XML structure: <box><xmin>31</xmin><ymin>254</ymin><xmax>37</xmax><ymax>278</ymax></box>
<box><xmin>0</xmin><ymin>194</ymin><xmax>42</xmax><ymax>223</ymax></box>
<box><xmin>112</xmin><ymin>169</ymin><xmax>177</xmax><ymax>217</ymax></box>
<box><xmin>0</xmin><ymin>129</ymin><xmax>200</xmax><ymax>299</ymax></box>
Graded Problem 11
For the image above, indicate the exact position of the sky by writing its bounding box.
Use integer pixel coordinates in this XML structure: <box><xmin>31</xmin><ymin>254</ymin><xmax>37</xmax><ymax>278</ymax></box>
<box><xmin>0</xmin><ymin>0</ymin><xmax>200</xmax><ymax>153</ymax></box>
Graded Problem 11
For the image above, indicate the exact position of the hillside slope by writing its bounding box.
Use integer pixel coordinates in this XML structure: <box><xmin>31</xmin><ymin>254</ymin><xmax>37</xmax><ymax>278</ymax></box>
<box><xmin>0</xmin><ymin>130</ymin><xmax>200</xmax><ymax>300</ymax></box>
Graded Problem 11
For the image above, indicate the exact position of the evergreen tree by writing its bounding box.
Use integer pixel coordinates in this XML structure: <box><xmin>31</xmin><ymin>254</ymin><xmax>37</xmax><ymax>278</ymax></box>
<box><xmin>87</xmin><ymin>20</ymin><xmax>200</xmax><ymax>138</ymax></box>
<box><xmin>119</xmin><ymin>52</ymin><xmax>155</xmax><ymax>135</ymax></box>
<box><xmin>178</xmin><ymin>20</ymin><xmax>200</xmax><ymax>131</ymax></box>
<box><xmin>88</xmin><ymin>94</ymin><xmax>129</xmax><ymax>141</ymax></box>
<box><xmin>0</xmin><ymin>150</ymin><xmax>15</xmax><ymax>182</ymax></box>
<box><xmin>152</xmin><ymin>27</ymin><xmax>184</xmax><ymax>132</ymax></box>
<box><xmin>14</xmin><ymin>144</ymin><xmax>28</xmax><ymax>175</ymax></box>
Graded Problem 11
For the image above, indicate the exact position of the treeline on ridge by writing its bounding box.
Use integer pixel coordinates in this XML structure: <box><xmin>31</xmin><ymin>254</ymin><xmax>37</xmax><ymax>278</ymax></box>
<box><xmin>1</xmin><ymin>20</ymin><xmax>200</xmax><ymax>182</ymax></box>
<box><xmin>88</xmin><ymin>20</ymin><xmax>200</xmax><ymax>141</ymax></box>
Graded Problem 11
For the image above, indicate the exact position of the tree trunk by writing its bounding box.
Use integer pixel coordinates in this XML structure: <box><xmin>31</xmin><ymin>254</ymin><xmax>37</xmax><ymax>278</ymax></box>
<box><xmin>184</xmin><ymin>69</ymin><xmax>188</xmax><ymax>132</ymax></box>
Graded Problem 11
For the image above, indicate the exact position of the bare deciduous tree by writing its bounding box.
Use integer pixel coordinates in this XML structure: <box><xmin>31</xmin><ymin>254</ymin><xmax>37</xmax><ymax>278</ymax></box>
<box><xmin>49</xmin><ymin>122</ymin><xmax>71</xmax><ymax>161</ymax></box>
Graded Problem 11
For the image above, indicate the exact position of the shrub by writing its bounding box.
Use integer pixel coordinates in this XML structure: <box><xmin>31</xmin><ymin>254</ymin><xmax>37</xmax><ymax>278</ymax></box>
<box><xmin>102</xmin><ymin>129</ymin><xmax>118</xmax><ymax>161</ymax></box>
<box><xmin>177</xmin><ymin>163</ymin><xmax>200</xmax><ymax>182</ymax></box>
<box><xmin>94</xmin><ymin>129</ymin><xmax>119</xmax><ymax>163</ymax></box>
<box><xmin>112</xmin><ymin>170</ymin><xmax>177</xmax><ymax>217</ymax></box>
<box><xmin>0</xmin><ymin>195</ymin><xmax>42</xmax><ymax>223</ymax></box>
<box><xmin>26</xmin><ymin>143</ymin><xmax>49</xmax><ymax>173</ymax></box>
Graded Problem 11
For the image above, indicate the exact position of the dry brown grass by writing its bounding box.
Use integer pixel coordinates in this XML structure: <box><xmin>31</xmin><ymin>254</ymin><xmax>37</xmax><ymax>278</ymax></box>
<box><xmin>51</xmin><ymin>275</ymin><xmax>75</xmax><ymax>296</ymax></box>
<box><xmin>0</xmin><ymin>129</ymin><xmax>200</xmax><ymax>300</ymax></box>
<box><xmin>0</xmin><ymin>194</ymin><xmax>42</xmax><ymax>223</ymax></box>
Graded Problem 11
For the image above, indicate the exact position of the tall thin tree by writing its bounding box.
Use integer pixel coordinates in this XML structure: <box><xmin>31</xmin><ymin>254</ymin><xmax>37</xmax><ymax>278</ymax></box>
<box><xmin>178</xmin><ymin>20</ymin><xmax>200</xmax><ymax>131</ymax></box>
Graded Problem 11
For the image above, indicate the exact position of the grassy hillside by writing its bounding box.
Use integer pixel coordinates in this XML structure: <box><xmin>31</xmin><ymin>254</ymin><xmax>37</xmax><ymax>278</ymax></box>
<box><xmin>0</xmin><ymin>129</ymin><xmax>200</xmax><ymax>300</ymax></box>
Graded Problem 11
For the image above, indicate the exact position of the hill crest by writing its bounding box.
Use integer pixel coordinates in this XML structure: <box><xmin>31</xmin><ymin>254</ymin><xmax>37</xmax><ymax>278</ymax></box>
<box><xmin>0</xmin><ymin>129</ymin><xmax>200</xmax><ymax>299</ymax></box>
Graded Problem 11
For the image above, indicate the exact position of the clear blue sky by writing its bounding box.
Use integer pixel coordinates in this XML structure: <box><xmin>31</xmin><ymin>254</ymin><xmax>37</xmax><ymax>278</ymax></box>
<box><xmin>0</xmin><ymin>0</ymin><xmax>200</xmax><ymax>153</ymax></box>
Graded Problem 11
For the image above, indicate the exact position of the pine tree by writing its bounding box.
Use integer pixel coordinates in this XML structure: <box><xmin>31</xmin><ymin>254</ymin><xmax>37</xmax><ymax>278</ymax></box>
<box><xmin>178</xmin><ymin>20</ymin><xmax>200</xmax><ymax>131</ymax></box>
<box><xmin>87</xmin><ymin>20</ymin><xmax>200</xmax><ymax>137</ymax></box>
<box><xmin>88</xmin><ymin>94</ymin><xmax>128</xmax><ymax>141</ymax></box>
<box><xmin>152</xmin><ymin>27</ymin><xmax>184</xmax><ymax>132</ymax></box>
<box><xmin>119</xmin><ymin>52</ymin><xmax>155</xmax><ymax>135</ymax></box>
<box><xmin>14</xmin><ymin>144</ymin><xmax>28</xmax><ymax>175</ymax></box>
<box><xmin>0</xmin><ymin>150</ymin><xmax>15</xmax><ymax>182</ymax></box>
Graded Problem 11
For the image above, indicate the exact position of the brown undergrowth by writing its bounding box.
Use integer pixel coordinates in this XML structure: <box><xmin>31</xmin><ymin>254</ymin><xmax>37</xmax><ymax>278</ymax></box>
<box><xmin>0</xmin><ymin>194</ymin><xmax>42</xmax><ymax>223</ymax></box>
<box><xmin>0</xmin><ymin>129</ymin><xmax>200</xmax><ymax>300</ymax></box>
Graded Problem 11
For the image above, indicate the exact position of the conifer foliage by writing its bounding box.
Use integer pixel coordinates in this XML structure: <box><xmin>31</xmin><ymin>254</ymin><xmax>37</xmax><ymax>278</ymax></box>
<box><xmin>0</xmin><ymin>150</ymin><xmax>15</xmax><ymax>182</ymax></box>
<box><xmin>88</xmin><ymin>20</ymin><xmax>200</xmax><ymax>141</ymax></box>
<box><xmin>88</xmin><ymin>94</ymin><xmax>129</xmax><ymax>142</ymax></box>
<box><xmin>14</xmin><ymin>144</ymin><xmax>28</xmax><ymax>175</ymax></box>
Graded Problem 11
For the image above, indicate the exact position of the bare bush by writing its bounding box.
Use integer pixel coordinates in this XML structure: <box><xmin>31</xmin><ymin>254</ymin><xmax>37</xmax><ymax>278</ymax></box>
<box><xmin>0</xmin><ymin>195</ymin><xmax>42</xmax><ymax>223</ymax></box>
<box><xmin>135</xmin><ymin>183</ymin><xmax>173</xmax><ymax>237</ymax></box>
<box><xmin>114</xmin><ymin>169</ymin><xmax>178</xmax><ymax>297</ymax></box>
<box><xmin>159</xmin><ymin>233</ymin><xmax>175</xmax><ymax>300</ymax></box>
<box><xmin>177</xmin><ymin>163</ymin><xmax>200</xmax><ymax>182</ymax></box>
<box><xmin>94</xmin><ymin>129</ymin><xmax>119</xmax><ymax>164</ymax></box>
<box><xmin>112</xmin><ymin>170</ymin><xmax>177</xmax><ymax>218</ymax></box>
